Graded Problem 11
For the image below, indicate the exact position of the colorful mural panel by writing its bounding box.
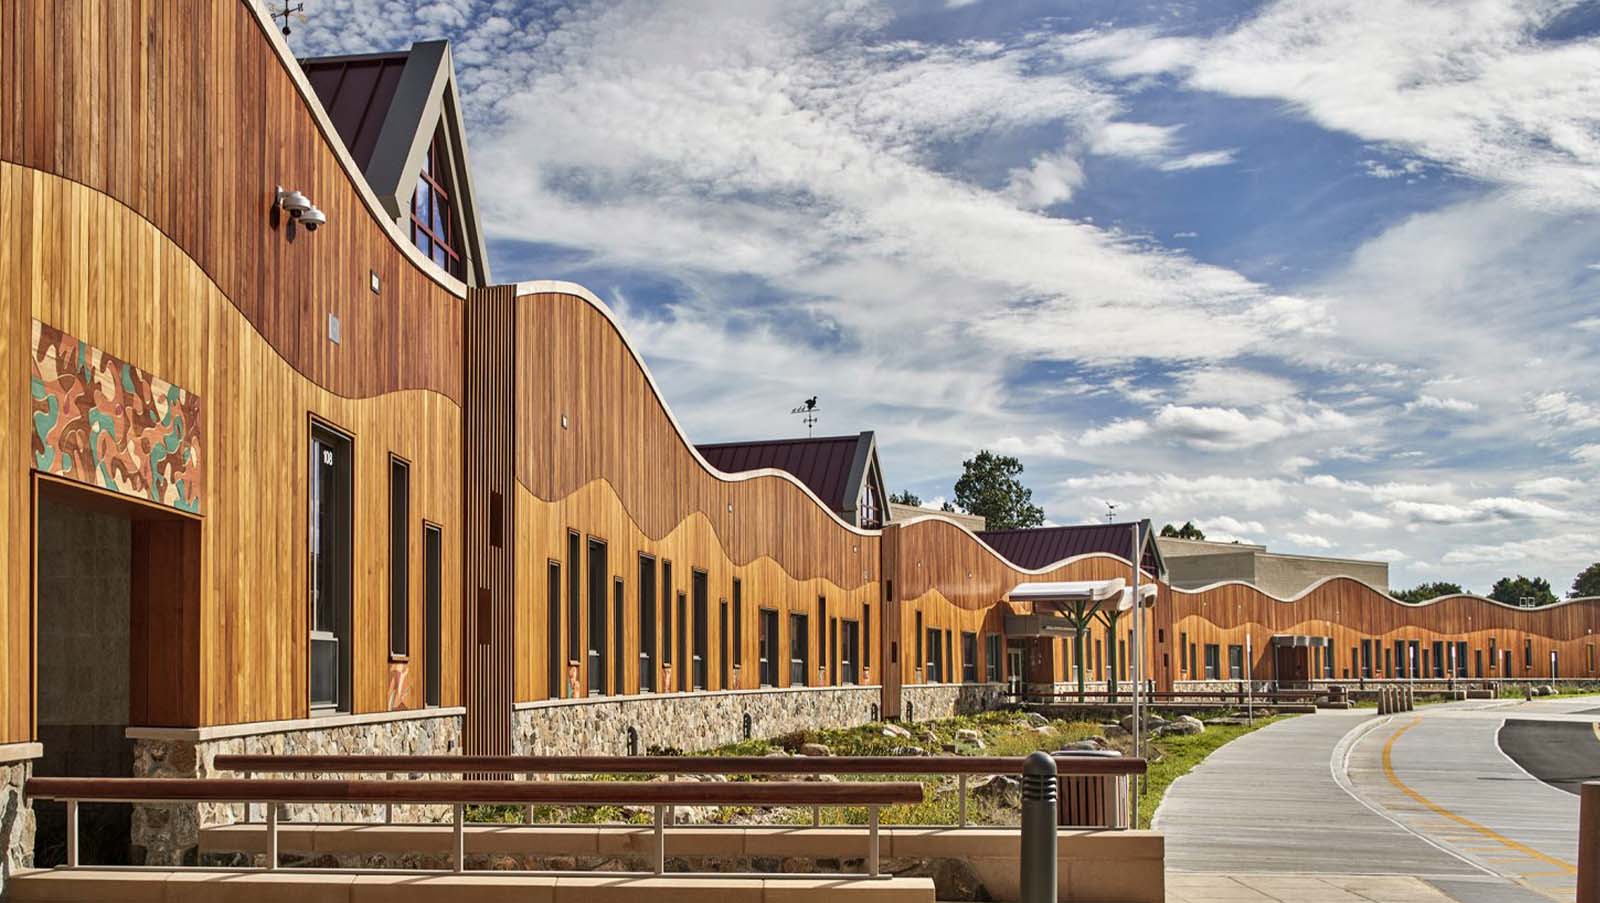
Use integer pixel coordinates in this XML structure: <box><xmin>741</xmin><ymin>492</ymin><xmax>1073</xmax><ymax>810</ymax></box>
<box><xmin>30</xmin><ymin>319</ymin><xmax>204</xmax><ymax>512</ymax></box>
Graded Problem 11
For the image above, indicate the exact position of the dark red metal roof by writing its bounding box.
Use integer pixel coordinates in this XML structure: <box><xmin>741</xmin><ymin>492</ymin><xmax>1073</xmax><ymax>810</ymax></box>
<box><xmin>300</xmin><ymin>52</ymin><xmax>410</xmax><ymax>172</ymax></box>
<box><xmin>979</xmin><ymin>522</ymin><xmax>1163</xmax><ymax>575</ymax></box>
<box><xmin>696</xmin><ymin>435</ymin><xmax>864</xmax><ymax>512</ymax></box>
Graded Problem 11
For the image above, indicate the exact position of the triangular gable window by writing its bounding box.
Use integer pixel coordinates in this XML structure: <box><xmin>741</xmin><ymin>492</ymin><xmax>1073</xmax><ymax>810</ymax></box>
<box><xmin>409</xmin><ymin>125</ymin><xmax>463</xmax><ymax>278</ymax></box>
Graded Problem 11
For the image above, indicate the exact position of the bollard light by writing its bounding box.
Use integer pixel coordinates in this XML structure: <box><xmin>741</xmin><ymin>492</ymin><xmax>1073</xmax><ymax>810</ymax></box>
<box><xmin>1020</xmin><ymin>751</ymin><xmax>1059</xmax><ymax>903</ymax></box>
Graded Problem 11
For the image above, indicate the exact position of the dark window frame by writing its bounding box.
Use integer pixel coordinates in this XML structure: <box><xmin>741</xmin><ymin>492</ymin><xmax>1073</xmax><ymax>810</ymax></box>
<box><xmin>409</xmin><ymin>127</ymin><xmax>464</xmax><ymax>277</ymax></box>
<box><xmin>423</xmin><ymin>522</ymin><xmax>443</xmax><ymax>707</ymax></box>
<box><xmin>309</xmin><ymin>419</ymin><xmax>354</xmax><ymax>715</ymax></box>
<box><xmin>387</xmin><ymin>454</ymin><xmax>411</xmax><ymax>659</ymax></box>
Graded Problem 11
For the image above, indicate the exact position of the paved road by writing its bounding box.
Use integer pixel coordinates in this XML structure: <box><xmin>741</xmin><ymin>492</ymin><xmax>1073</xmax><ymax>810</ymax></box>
<box><xmin>1155</xmin><ymin>710</ymin><xmax>1482</xmax><ymax>877</ymax></box>
<box><xmin>1499</xmin><ymin>718</ymin><xmax>1600</xmax><ymax>795</ymax></box>
<box><xmin>1344</xmin><ymin>697</ymin><xmax>1600</xmax><ymax>902</ymax></box>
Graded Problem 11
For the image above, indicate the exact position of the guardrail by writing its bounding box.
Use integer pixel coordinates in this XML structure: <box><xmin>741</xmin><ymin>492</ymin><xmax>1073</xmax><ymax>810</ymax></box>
<box><xmin>25</xmin><ymin>776</ymin><xmax>921</xmax><ymax>877</ymax></box>
<box><xmin>212</xmin><ymin>753</ymin><xmax>1148</xmax><ymax>829</ymax></box>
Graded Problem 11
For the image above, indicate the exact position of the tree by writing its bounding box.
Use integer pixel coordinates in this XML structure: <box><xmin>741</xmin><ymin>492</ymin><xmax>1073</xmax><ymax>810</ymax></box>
<box><xmin>1160</xmin><ymin>521</ymin><xmax>1206</xmax><ymax>540</ymax></box>
<box><xmin>1392</xmin><ymin>581</ymin><xmax>1464</xmax><ymax>603</ymax></box>
<box><xmin>1489</xmin><ymin>575</ymin><xmax>1557</xmax><ymax>607</ymax></box>
<box><xmin>952</xmin><ymin>450</ymin><xmax>1044</xmax><ymax>530</ymax></box>
<box><xmin>1573</xmin><ymin>563</ymin><xmax>1600</xmax><ymax>599</ymax></box>
<box><xmin>889</xmin><ymin>490</ymin><xmax>922</xmax><ymax>506</ymax></box>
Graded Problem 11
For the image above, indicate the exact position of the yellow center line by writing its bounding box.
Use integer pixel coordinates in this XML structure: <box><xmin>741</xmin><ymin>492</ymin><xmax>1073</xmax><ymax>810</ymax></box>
<box><xmin>1381</xmin><ymin>717</ymin><xmax>1577</xmax><ymax>877</ymax></box>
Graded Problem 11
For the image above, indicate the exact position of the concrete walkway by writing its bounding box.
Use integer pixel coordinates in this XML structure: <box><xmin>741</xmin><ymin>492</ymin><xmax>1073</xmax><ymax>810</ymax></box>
<box><xmin>1344</xmin><ymin>696</ymin><xmax>1600</xmax><ymax>903</ymax></box>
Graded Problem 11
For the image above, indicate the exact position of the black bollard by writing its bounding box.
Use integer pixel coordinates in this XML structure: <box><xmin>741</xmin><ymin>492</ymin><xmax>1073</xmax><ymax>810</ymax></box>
<box><xmin>1021</xmin><ymin>751</ymin><xmax>1059</xmax><ymax>903</ymax></box>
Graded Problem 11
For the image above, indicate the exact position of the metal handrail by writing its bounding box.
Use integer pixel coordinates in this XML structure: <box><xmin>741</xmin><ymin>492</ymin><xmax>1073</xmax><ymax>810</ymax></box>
<box><xmin>26</xmin><ymin>776</ymin><xmax>917</xmax><ymax>877</ymax></box>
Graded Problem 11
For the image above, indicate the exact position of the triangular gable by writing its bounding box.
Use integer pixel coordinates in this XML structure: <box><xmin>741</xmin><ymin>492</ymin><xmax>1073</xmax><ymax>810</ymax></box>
<box><xmin>323</xmin><ymin>40</ymin><xmax>491</xmax><ymax>286</ymax></box>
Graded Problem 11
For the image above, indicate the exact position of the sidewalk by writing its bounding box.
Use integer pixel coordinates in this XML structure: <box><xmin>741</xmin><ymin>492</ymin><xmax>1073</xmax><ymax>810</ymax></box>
<box><xmin>1168</xmin><ymin>873</ymin><xmax>1461</xmax><ymax>902</ymax></box>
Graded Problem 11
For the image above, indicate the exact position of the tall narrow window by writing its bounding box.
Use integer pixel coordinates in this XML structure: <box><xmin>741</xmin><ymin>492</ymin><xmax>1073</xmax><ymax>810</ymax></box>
<box><xmin>829</xmin><ymin>617</ymin><xmax>838</xmax><ymax>685</ymax></box>
<box><xmin>638</xmin><ymin>556</ymin><xmax>656</xmax><ymax>692</ymax></box>
<box><xmin>662</xmin><ymin>562</ymin><xmax>674</xmax><ymax>671</ymax></box>
<box><xmin>986</xmin><ymin>634</ymin><xmax>1001</xmax><ymax>682</ymax></box>
<box><xmin>547</xmin><ymin>561</ymin><xmax>562</xmax><ymax>698</ymax></box>
<box><xmin>1180</xmin><ymin>633</ymin><xmax>1188</xmax><ymax>672</ymax></box>
<box><xmin>759</xmin><ymin>608</ymin><xmax>780</xmax><ymax>687</ymax></box>
<box><xmin>962</xmin><ymin>632</ymin><xmax>978</xmax><ymax>683</ymax></box>
<box><xmin>926</xmin><ymin>627</ymin><xmax>943</xmax><ymax>682</ymax></box>
<box><xmin>613</xmin><ymin>578</ymin><xmax>626</xmax><ymax>694</ymax></box>
<box><xmin>693</xmin><ymin>571</ymin><xmax>709</xmax><ymax>690</ymax></box>
<box><xmin>1204</xmin><ymin>644</ymin><xmax>1219</xmax><ymax>680</ymax></box>
<box><xmin>863</xmin><ymin>603</ymin><xmax>872</xmax><ymax>672</ymax></box>
<box><xmin>818</xmin><ymin>597</ymin><xmax>829</xmax><ymax>682</ymax></box>
<box><xmin>732</xmin><ymin>578</ymin><xmax>743</xmax><ymax>672</ymax></box>
<box><xmin>841</xmin><ymin>620</ymin><xmax>859</xmax><ymax>684</ymax></box>
<box><xmin>1525</xmin><ymin>638</ymin><xmax>1533</xmax><ymax>672</ymax></box>
<box><xmin>719</xmin><ymin>600</ymin><xmax>730</xmax><ymax>689</ymax></box>
<box><xmin>914</xmin><ymin>611</ymin><xmax>924</xmax><ymax>678</ymax></box>
<box><xmin>424</xmin><ymin>524</ymin><xmax>442</xmax><ymax>707</ymax></box>
<box><xmin>310</xmin><ymin>423</ymin><xmax>352</xmax><ymax>713</ymax></box>
<box><xmin>567</xmin><ymin>531</ymin><xmax>581</xmax><ymax>675</ymax></box>
<box><xmin>1489</xmin><ymin>637</ymin><xmax>1497</xmax><ymax>671</ymax></box>
<box><xmin>789</xmin><ymin>612</ymin><xmax>809</xmax><ymax>686</ymax></box>
<box><xmin>409</xmin><ymin>127</ymin><xmax>464</xmax><ymax>278</ymax></box>
<box><xmin>677</xmin><ymin>591</ymin><xmax>689</xmax><ymax>691</ymax></box>
<box><xmin>587</xmin><ymin>539</ymin><xmax>608</xmax><ymax>695</ymax></box>
<box><xmin>388</xmin><ymin>457</ymin><xmax>410</xmax><ymax>658</ymax></box>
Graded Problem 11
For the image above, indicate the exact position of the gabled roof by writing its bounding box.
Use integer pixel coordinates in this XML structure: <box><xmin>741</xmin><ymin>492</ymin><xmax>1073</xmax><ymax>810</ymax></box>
<box><xmin>696</xmin><ymin>431</ymin><xmax>886</xmax><ymax>525</ymax></box>
<box><xmin>979</xmin><ymin>520</ymin><xmax>1166</xmax><ymax>578</ymax></box>
<box><xmin>300</xmin><ymin>41</ymin><xmax>491</xmax><ymax>286</ymax></box>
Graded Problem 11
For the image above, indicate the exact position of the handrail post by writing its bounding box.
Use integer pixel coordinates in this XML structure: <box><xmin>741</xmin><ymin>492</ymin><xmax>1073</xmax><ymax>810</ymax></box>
<box><xmin>265</xmin><ymin>801</ymin><xmax>278</xmax><ymax>870</ymax></box>
<box><xmin>811</xmin><ymin>804</ymin><xmax>820</xmax><ymax>827</ymax></box>
<box><xmin>65</xmin><ymin>800</ymin><xmax>78</xmax><ymax>868</ymax></box>
<box><xmin>1020</xmin><ymin>752</ymin><xmax>1058</xmax><ymax>903</ymax></box>
<box><xmin>1581</xmin><ymin>782</ymin><xmax>1600</xmax><ymax>903</ymax></box>
<box><xmin>526</xmin><ymin>771</ymin><xmax>535</xmax><ymax>824</ymax></box>
<box><xmin>384</xmin><ymin>772</ymin><xmax>394</xmax><ymax>825</ymax></box>
<box><xmin>958</xmin><ymin>773</ymin><xmax>968</xmax><ymax>827</ymax></box>
<box><xmin>653</xmin><ymin>804</ymin><xmax>666</xmax><ymax>876</ymax></box>
<box><xmin>453</xmin><ymin>803</ymin><xmax>465</xmax><ymax>873</ymax></box>
<box><xmin>868</xmin><ymin>805</ymin><xmax>881</xmax><ymax>877</ymax></box>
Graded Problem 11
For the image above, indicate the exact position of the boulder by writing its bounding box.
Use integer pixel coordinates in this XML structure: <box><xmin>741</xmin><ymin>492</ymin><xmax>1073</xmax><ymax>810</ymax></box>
<box><xmin>955</xmin><ymin>728</ymin><xmax>983</xmax><ymax>743</ymax></box>
<box><xmin>881</xmin><ymin>723</ymin><xmax>913</xmax><ymax>739</ymax></box>
<box><xmin>764</xmin><ymin>750</ymin><xmax>791</xmax><ymax>757</ymax></box>
<box><xmin>1059</xmin><ymin>740</ymin><xmax>1102</xmax><ymax>752</ymax></box>
<box><xmin>1154</xmin><ymin>716</ymin><xmax>1205</xmax><ymax>737</ymax></box>
<box><xmin>890</xmin><ymin>746</ymin><xmax>927</xmax><ymax>757</ymax></box>
<box><xmin>1025</xmin><ymin>712</ymin><xmax>1050</xmax><ymax>726</ymax></box>
<box><xmin>971</xmin><ymin>774</ymin><xmax>1021</xmax><ymax>807</ymax></box>
<box><xmin>798</xmin><ymin>743</ymin><xmax>833</xmax><ymax>757</ymax></box>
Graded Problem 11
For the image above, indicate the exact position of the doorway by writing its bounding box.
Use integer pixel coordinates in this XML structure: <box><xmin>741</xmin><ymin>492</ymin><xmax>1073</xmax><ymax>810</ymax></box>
<box><xmin>1006</xmin><ymin>641</ymin><xmax>1025</xmax><ymax>697</ymax></box>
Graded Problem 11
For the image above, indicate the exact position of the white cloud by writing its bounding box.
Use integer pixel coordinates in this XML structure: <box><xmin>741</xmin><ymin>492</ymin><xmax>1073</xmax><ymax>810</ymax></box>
<box><xmin>1280</xmin><ymin>455</ymin><xmax>1316</xmax><ymax>474</ymax></box>
<box><xmin>1575</xmin><ymin>444</ymin><xmax>1600</xmax><ymax>465</ymax></box>
<box><xmin>1532</xmin><ymin>391</ymin><xmax>1600</xmax><ymax>431</ymax></box>
<box><xmin>1174</xmin><ymin>366</ymin><xmax>1298</xmax><ymax>406</ymax></box>
<box><xmin>1005</xmin><ymin>151</ymin><xmax>1084</xmax><ymax>208</ymax></box>
<box><xmin>1158</xmin><ymin>149</ymin><xmax>1237</xmax><ymax>171</ymax></box>
<box><xmin>1305</xmin><ymin>508</ymin><xmax>1392</xmax><ymax>530</ymax></box>
<box><xmin>1404</xmin><ymin>394</ymin><xmax>1478</xmax><ymax>414</ymax></box>
<box><xmin>1515</xmin><ymin>476</ymin><xmax>1584</xmax><ymax>497</ymax></box>
<box><xmin>1089</xmin><ymin>121</ymin><xmax>1177</xmax><ymax>159</ymax></box>
<box><xmin>992</xmin><ymin>432</ymin><xmax>1072</xmax><ymax>458</ymax></box>
<box><xmin>1388</xmin><ymin>496</ymin><xmax>1566</xmax><ymax>525</ymax></box>
<box><xmin>1079</xmin><ymin>419</ymin><xmax>1151</xmax><ymax>447</ymax></box>
<box><xmin>1200</xmin><ymin>515</ymin><xmax>1265</xmax><ymax>536</ymax></box>
<box><xmin>1149</xmin><ymin>402</ymin><xmax>1353</xmax><ymax>451</ymax></box>
<box><xmin>1286</xmin><ymin>532</ymin><xmax>1333</xmax><ymax>549</ymax></box>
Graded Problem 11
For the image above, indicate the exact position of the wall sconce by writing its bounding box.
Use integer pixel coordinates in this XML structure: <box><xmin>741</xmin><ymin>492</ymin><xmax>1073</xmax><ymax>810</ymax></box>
<box><xmin>275</xmin><ymin>185</ymin><xmax>326</xmax><ymax>232</ymax></box>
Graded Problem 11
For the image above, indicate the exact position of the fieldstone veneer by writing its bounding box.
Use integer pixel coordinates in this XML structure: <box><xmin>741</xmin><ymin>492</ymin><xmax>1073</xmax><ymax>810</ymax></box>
<box><xmin>0</xmin><ymin>757</ymin><xmax>36</xmax><ymax>898</ymax></box>
<box><xmin>129</xmin><ymin>684</ymin><xmax>1007</xmax><ymax>864</ymax></box>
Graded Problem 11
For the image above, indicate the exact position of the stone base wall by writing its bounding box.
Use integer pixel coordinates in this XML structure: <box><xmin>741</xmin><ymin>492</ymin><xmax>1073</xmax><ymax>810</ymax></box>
<box><xmin>1</xmin><ymin>759</ymin><xmax>35</xmax><ymax>898</ymax></box>
<box><xmin>130</xmin><ymin>710</ymin><xmax>463</xmax><ymax>866</ymax></box>
<box><xmin>900</xmin><ymin>683</ymin><xmax>1007</xmax><ymax>720</ymax></box>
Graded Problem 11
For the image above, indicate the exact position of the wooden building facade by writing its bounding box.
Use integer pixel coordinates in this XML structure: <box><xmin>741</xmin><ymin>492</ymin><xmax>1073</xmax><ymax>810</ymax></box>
<box><xmin>1</xmin><ymin>0</ymin><xmax>1595</xmax><ymax>773</ymax></box>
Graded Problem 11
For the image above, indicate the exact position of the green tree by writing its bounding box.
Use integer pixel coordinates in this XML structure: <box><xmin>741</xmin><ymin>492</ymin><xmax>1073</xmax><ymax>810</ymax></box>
<box><xmin>889</xmin><ymin>490</ymin><xmax>922</xmax><ymax>506</ymax></box>
<box><xmin>1392</xmin><ymin>581</ymin><xmax>1464</xmax><ymax>603</ymax></box>
<box><xmin>1160</xmin><ymin>521</ymin><xmax>1206</xmax><ymax>540</ymax></box>
<box><xmin>1573</xmin><ymin>563</ymin><xmax>1600</xmax><ymax>599</ymax></box>
<box><xmin>952</xmin><ymin>450</ymin><xmax>1044</xmax><ymax>530</ymax></box>
<box><xmin>1489</xmin><ymin>575</ymin><xmax>1557</xmax><ymax>607</ymax></box>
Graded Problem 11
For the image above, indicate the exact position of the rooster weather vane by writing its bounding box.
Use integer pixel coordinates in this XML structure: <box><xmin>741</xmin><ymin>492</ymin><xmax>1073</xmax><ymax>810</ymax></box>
<box><xmin>272</xmin><ymin>3</ymin><xmax>307</xmax><ymax>36</ymax></box>
<box><xmin>790</xmin><ymin>396</ymin><xmax>820</xmax><ymax>437</ymax></box>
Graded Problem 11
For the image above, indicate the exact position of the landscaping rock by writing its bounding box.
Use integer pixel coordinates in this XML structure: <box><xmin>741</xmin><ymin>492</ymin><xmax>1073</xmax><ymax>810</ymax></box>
<box><xmin>1025</xmin><ymin>712</ymin><xmax>1050</xmax><ymax>726</ymax></box>
<box><xmin>955</xmin><ymin>728</ymin><xmax>982</xmax><ymax>743</ymax></box>
<box><xmin>798</xmin><ymin>743</ymin><xmax>833</xmax><ymax>757</ymax></box>
<box><xmin>1060</xmin><ymin>740</ymin><xmax>1102</xmax><ymax>752</ymax></box>
<box><xmin>890</xmin><ymin>746</ymin><xmax>927</xmax><ymax>757</ymax></box>
<box><xmin>764</xmin><ymin>750</ymin><xmax>791</xmax><ymax>757</ymax></box>
<box><xmin>1154</xmin><ymin>716</ymin><xmax>1204</xmax><ymax>737</ymax></box>
<box><xmin>881</xmin><ymin>723</ymin><xmax>912</xmax><ymax>740</ymax></box>
<box><xmin>971</xmin><ymin>774</ymin><xmax>1021</xmax><ymax>807</ymax></box>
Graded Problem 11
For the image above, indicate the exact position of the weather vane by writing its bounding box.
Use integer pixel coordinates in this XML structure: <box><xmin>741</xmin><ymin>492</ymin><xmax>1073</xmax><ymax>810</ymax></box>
<box><xmin>790</xmin><ymin>396</ymin><xmax>820</xmax><ymax>437</ymax></box>
<box><xmin>272</xmin><ymin>2</ymin><xmax>307</xmax><ymax>36</ymax></box>
<box><xmin>1105</xmin><ymin>501</ymin><xmax>1118</xmax><ymax>523</ymax></box>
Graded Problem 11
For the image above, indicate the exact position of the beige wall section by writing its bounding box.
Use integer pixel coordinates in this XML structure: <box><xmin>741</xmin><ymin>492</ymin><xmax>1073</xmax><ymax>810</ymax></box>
<box><xmin>3</xmin><ymin>164</ymin><xmax>465</xmax><ymax>732</ymax></box>
<box><xmin>1158</xmin><ymin>537</ymin><xmax>1389</xmax><ymax>595</ymax></box>
<box><xmin>887</xmin><ymin>503</ymin><xmax>985</xmax><ymax>533</ymax></box>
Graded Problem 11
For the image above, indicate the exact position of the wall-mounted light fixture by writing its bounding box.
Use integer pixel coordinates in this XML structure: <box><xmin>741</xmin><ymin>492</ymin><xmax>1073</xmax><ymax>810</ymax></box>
<box><xmin>275</xmin><ymin>185</ymin><xmax>327</xmax><ymax>233</ymax></box>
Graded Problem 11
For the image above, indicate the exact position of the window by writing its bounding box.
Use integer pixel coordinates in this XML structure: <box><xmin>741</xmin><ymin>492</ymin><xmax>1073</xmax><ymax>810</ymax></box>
<box><xmin>638</xmin><ymin>556</ymin><xmax>656</xmax><ymax>692</ymax></box>
<box><xmin>926</xmin><ymin>627</ymin><xmax>944</xmax><ymax>682</ymax></box>
<box><xmin>759</xmin><ymin>608</ymin><xmax>780</xmax><ymax>687</ymax></box>
<box><xmin>914</xmin><ymin>611</ymin><xmax>924</xmax><ymax>676</ymax></box>
<box><xmin>1228</xmin><ymin>645</ymin><xmax>1244</xmax><ymax>680</ymax></box>
<box><xmin>1384</xmin><ymin>646</ymin><xmax>1393</xmax><ymax>678</ymax></box>
<box><xmin>423</xmin><ymin>524</ymin><xmax>442</xmax><ymax>707</ymax></box>
<box><xmin>1203</xmin><ymin>644</ymin><xmax>1220</xmax><ymax>680</ymax></box>
<box><xmin>587</xmin><ymin>539</ymin><xmax>608</xmax><ymax>695</ymax></box>
<box><xmin>841</xmin><ymin>620</ymin><xmax>860</xmax><ymax>684</ymax></box>
<box><xmin>863</xmin><ymin>603</ymin><xmax>872</xmax><ymax>672</ymax></box>
<box><xmin>1408</xmin><ymin>640</ymin><xmax>1420</xmax><ymax>679</ymax></box>
<box><xmin>677</xmin><ymin>591</ymin><xmax>689</xmax><ymax>691</ymax></box>
<box><xmin>692</xmin><ymin>571</ymin><xmax>709</xmax><ymax>690</ymax></box>
<box><xmin>409</xmin><ymin>127</ymin><xmax>464</xmax><ymax>278</ymax></box>
<box><xmin>547</xmin><ymin>561</ymin><xmax>562</xmax><ymax>698</ymax></box>
<box><xmin>1180</xmin><ymin>633</ymin><xmax>1188</xmax><ymax>672</ymax></box>
<box><xmin>1119</xmin><ymin>639</ymin><xmax>1128</xmax><ymax>681</ymax></box>
<box><xmin>1095</xmin><ymin>638</ymin><xmax>1103</xmax><ymax>679</ymax></box>
<box><xmin>388</xmin><ymin>456</ymin><xmax>410</xmax><ymax>658</ymax></box>
<box><xmin>1360</xmin><ymin>640</ymin><xmax>1371</xmax><ymax>678</ymax></box>
<box><xmin>1431</xmin><ymin>641</ymin><xmax>1444</xmax><ymax>677</ymax></box>
<box><xmin>858</xmin><ymin>478</ymin><xmax>884</xmax><ymax>529</ymax></box>
<box><xmin>961</xmin><ymin>632</ymin><xmax>978</xmax><ymax>683</ymax></box>
<box><xmin>310</xmin><ymin>423</ymin><xmax>352</xmax><ymax>713</ymax></box>
<box><xmin>567</xmin><ymin>531</ymin><xmax>581</xmax><ymax>673</ymax></box>
<box><xmin>662</xmin><ymin>562</ymin><xmax>673</xmax><ymax>669</ymax></box>
<box><xmin>719</xmin><ymin>600</ymin><xmax>730</xmax><ymax>690</ymax></box>
<box><xmin>1525</xmin><ymin>638</ymin><xmax>1533</xmax><ymax>672</ymax></box>
<box><xmin>1393</xmin><ymin>641</ymin><xmax>1406</xmax><ymax>678</ymax></box>
<box><xmin>1588</xmin><ymin>643</ymin><xmax>1595</xmax><ymax>673</ymax></box>
<box><xmin>613</xmin><ymin>578</ymin><xmax>626</xmax><ymax>694</ymax></box>
<box><xmin>789</xmin><ymin>612</ymin><xmax>809</xmax><ymax>685</ymax></box>
<box><xmin>986</xmin><ymin>634</ymin><xmax>1001</xmax><ymax>682</ymax></box>
<box><xmin>946</xmin><ymin>631</ymin><xmax>954</xmax><ymax>684</ymax></box>
<box><xmin>819</xmin><ymin>597</ymin><xmax>830</xmax><ymax>683</ymax></box>
<box><xmin>1189</xmin><ymin>642</ymin><xmax>1197</xmax><ymax>678</ymax></box>
<box><xmin>1475</xmin><ymin>648</ymin><xmax>1484</xmax><ymax>678</ymax></box>
<box><xmin>1325</xmin><ymin>637</ymin><xmax>1335</xmax><ymax>678</ymax></box>
<box><xmin>1455</xmin><ymin>641</ymin><xmax>1468</xmax><ymax>678</ymax></box>
<box><xmin>1489</xmin><ymin>637</ymin><xmax>1497</xmax><ymax>671</ymax></box>
<box><xmin>732</xmin><ymin>579</ymin><xmax>744</xmax><ymax>672</ymax></box>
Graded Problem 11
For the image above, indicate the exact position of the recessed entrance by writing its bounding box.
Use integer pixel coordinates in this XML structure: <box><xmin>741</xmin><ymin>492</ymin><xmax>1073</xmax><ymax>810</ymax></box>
<box><xmin>31</xmin><ymin>476</ymin><xmax>200</xmax><ymax>866</ymax></box>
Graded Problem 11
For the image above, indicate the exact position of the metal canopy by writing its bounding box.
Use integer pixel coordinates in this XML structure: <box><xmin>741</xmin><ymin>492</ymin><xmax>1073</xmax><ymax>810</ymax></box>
<box><xmin>1005</xmin><ymin>578</ymin><xmax>1126</xmax><ymax>605</ymax></box>
<box><xmin>1269</xmin><ymin>634</ymin><xmax>1329</xmax><ymax>647</ymax></box>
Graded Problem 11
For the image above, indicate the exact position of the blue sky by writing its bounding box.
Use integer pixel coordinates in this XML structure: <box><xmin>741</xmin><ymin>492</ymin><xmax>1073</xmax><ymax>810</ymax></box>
<box><xmin>294</xmin><ymin>0</ymin><xmax>1600</xmax><ymax>595</ymax></box>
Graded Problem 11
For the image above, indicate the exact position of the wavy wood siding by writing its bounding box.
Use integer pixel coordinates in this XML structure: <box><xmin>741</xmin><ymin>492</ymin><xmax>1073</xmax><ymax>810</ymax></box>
<box><xmin>0</xmin><ymin>0</ymin><xmax>464</xmax><ymax>402</ymax></box>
